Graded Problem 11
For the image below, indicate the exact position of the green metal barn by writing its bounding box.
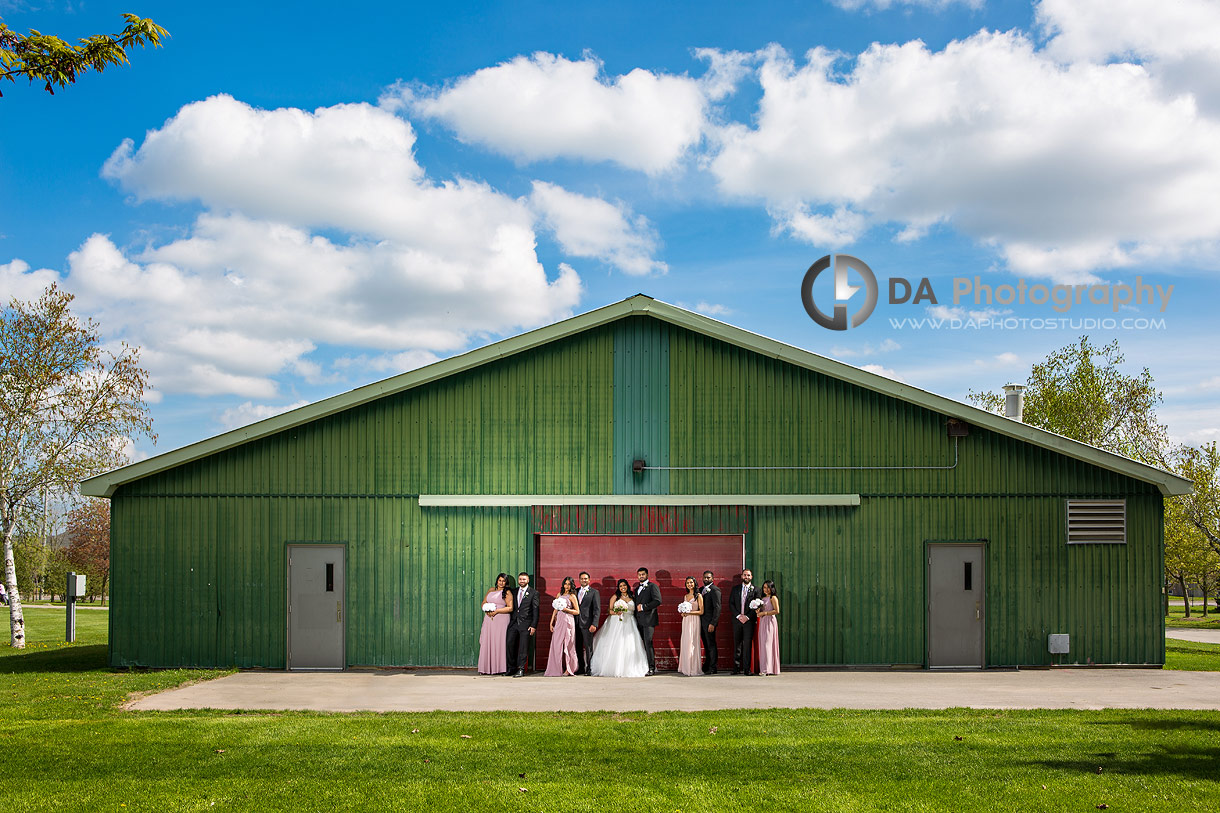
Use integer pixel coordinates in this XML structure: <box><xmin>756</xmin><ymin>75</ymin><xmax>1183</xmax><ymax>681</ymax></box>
<box><xmin>81</xmin><ymin>295</ymin><xmax>1189</xmax><ymax>670</ymax></box>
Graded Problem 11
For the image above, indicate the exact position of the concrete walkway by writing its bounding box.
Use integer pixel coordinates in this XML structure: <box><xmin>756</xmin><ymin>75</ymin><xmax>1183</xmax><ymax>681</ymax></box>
<box><xmin>128</xmin><ymin>668</ymin><xmax>1220</xmax><ymax>713</ymax></box>
<box><xmin>1165</xmin><ymin>628</ymin><xmax>1220</xmax><ymax>643</ymax></box>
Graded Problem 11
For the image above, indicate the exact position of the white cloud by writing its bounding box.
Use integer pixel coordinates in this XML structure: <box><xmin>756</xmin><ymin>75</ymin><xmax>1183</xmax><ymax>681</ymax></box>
<box><xmin>1038</xmin><ymin>0</ymin><xmax>1220</xmax><ymax>114</ymax></box>
<box><xmin>529</xmin><ymin>182</ymin><xmax>666</xmax><ymax>276</ymax></box>
<box><xmin>333</xmin><ymin>349</ymin><xmax>442</xmax><ymax>376</ymax></box>
<box><xmin>217</xmin><ymin>400</ymin><xmax>311</xmax><ymax>432</ymax></box>
<box><xmin>927</xmin><ymin>304</ymin><xmax>1010</xmax><ymax>321</ymax></box>
<box><xmin>1188</xmin><ymin>376</ymin><xmax>1220</xmax><ymax>392</ymax></box>
<box><xmin>830</xmin><ymin>338</ymin><xmax>901</xmax><ymax>357</ymax></box>
<box><xmin>860</xmin><ymin>363</ymin><xmax>906</xmax><ymax>382</ymax></box>
<box><xmin>771</xmin><ymin>205</ymin><xmax>866</xmax><ymax>248</ymax></box>
<box><xmin>102</xmin><ymin>95</ymin><xmax>532</xmax><ymax>257</ymax></box>
<box><xmin>694</xmin><ymin>302</ymin><xmax>731</xmax><ymax>316</ymax></box>
<box><xmin>993</xmin><ymin>352</ymin><xmax>1021</xmax><ymax>365</ymax></box>
<box><xmin>692</xmin><ymin>48</ymin><xmax>756</xmax><ymax>102</ymax></box>
<box><xmin>400</xmin><ymin>53</ymin><xmax>708</xmax><ymax>174</ymax></box>
<box><xmin>707</xmin><ymin>29</ymin><xmax>1220</xmax><ymax>279</ymax></box>
<box><xmin>1162</xmin><ymin>405</ymin><xmax>1220</xmax><ymax>447</ymax></box>
<box><xmin>115</xmin><ymin>436</ymin><xmax>152</xmax><ymax>465</ymax></box>
<box><xmin>59</xmin><ymin>95</ymin><xmax>585</xmax><ymax>399</ymax></box>
<box><xmin>0</xmin><ymin>259</ymin><xmax>60</xmax><ymax>303</ymax></box>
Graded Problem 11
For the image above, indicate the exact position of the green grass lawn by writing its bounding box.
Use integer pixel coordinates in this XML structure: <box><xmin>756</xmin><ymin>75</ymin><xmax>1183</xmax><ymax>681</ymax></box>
<box><xmin>1165</xmin><ymin>638</ymin><xmax>1220</xmax><ymax>671</ymax></box>
<box><xmin>3</xmin><ymin>608</ymin><xmax>1219</xmax><ymax>811</ymax></box>
<box><xmin>1166</xmin><ymin>601</ymin><xmax>1220</xmax><ymax>628</ymax></box>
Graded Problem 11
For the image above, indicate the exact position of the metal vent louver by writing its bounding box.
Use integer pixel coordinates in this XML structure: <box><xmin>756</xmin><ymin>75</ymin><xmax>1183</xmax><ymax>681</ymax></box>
<box><xmin>1066</xmin><ymin>499</ymin><xmax>1126</xmax><ymax>544</ymax></box>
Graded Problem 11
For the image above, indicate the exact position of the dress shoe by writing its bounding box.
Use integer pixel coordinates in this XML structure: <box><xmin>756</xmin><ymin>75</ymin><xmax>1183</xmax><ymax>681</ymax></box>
<box><xmin>744</xmin><ymin>671</ymin><xmax>755</xmax><ymax>677</ymax></box>
<box><xmin>645</xmin><ymin>669</ymin><xmax>655</xmax><ymax>676</ymax></box>
<box><xmin>707</xmin><ymin>668</ymin><xmax>718</xmax><ymax>675</ymax></box>
<box><xmin>512</xmin><ymin>670</ymin><xmax>524</xmax><ymax>678</ymax></box>
<box><xmin>730</xmin><ymin>669</ymin><xmax>741</xmax><ymax>675</ymax></box>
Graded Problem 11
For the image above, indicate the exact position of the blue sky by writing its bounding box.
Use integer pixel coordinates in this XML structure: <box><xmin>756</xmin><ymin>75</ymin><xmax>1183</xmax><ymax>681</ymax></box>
<box><xmin>2</xmin><ymin>0</ymin><xmax>1218</xmax><ymax>460</ymax></box>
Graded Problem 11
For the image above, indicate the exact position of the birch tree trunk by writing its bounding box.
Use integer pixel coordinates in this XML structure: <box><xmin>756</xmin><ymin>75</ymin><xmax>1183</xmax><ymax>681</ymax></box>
<box><xmin>2</xmin><ymin>511</ymin><xmax>25</xmax><ymax>649</ymax></box>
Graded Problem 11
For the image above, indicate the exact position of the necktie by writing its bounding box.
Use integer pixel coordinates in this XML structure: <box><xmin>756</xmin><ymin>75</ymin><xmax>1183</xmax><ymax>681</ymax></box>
<box><xmin>579</xmin><ymin>587</ymin><xmax>586</xmax><ymax>600</ymax></box>
<box><xmin>519</xmin><ymin>588</ymin><xmax>525</xmax><ymax>605</ymax></box>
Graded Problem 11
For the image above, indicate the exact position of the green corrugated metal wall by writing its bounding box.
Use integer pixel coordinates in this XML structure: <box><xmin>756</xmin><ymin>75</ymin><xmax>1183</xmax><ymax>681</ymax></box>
<box><xmin>613</xmin><ymin>317</ymin><xmax>669</xmax><ymax>494</ymax></box>
<box><xmin>109</xmin><ymin>317</ymin><xmax>1165</xmax><ymax>668</ymax></box>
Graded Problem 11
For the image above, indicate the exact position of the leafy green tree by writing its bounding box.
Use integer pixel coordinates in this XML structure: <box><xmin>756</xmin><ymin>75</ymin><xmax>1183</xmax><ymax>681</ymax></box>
<box><xmin>1</xmin><ymin>285</ymin><xmax>154</xmax><ymax>647</ymax></box>
<box><xmin>41</xmin><ymin>548</ymin><xmax>72</xmax><ymax>603</ymax></box>
<box><xmin>0</xmin><ymin>13</ymin><xmax>166</xmax><ymax>96</ymax></box>
<box><xmin>11</xmin><ymin>530</ymin><xmax>48</xmax><ymax>599</ymax></box>
<box><xmin>1165</xmin><ymin>491</ymin><xmax>1219</xmax><ymax>617</ymax></box>
<box><xmin>1171</xmin><ymin>443</ymin><xmax>1220</xmax><ymax>561</ymax></box>
<box><xmin>969</xmin><ymin>336</ymin><xmax>1168</xmax><ymax>464</ymax></box>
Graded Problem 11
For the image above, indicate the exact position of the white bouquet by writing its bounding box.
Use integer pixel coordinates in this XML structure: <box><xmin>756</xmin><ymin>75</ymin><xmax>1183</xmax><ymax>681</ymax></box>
<box><xmin>552</xmin><ymin>597</ymin><xmax>569</xmax><ymax>610</ymax></box>
<box><xmin>481</xmin><ymin>602</ymin><xmax>496</xmax><ymax>612</ymax></box>
<box><xmin>611</xmin><ymin>599</ymin><xmax>630</xmax><ymax>621</ymax></box>
<box><xmin>677</xmin><ymin>601</ymin><xmax>693</xmax><ymax>614</ymax></box>
<box><xmin>749</xmin><ymin>598</ymin><xmax>764</xmax><ymax>610</ymax></box>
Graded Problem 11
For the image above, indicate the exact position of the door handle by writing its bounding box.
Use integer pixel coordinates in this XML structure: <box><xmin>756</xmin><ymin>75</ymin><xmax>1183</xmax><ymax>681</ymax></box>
<box><xmin>337</xmin><ymin>601</ymin><xmax>342</xmax><ymax>622</ymax></box>
<box><xmin>975</xmin><ymin>601</ymin><xmax>981</xmax><ymax>620</ymax></box>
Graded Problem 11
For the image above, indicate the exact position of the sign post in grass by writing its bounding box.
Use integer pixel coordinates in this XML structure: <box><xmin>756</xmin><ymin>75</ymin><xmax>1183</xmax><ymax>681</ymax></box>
<box><xmin>65</xmin><ymin>572</ymin><xmax>84</xmax><ymax>642</ymax></box>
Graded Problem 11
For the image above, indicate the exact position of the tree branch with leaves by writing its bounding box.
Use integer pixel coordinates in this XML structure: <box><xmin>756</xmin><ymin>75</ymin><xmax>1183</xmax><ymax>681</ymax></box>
<box><xmin>968</xmin><ymin>336</ymin><xmax>1168</xmax><ymax>465</ymax></box>
<box><xmin>1</xmin><ymin>285</ymin><xmax>154</xmax><ymax>647</ymax></box>
<box><xmin>0</xmin><ymin>13</ymin><xmax>167</xmax><ymax>96</ymax></box>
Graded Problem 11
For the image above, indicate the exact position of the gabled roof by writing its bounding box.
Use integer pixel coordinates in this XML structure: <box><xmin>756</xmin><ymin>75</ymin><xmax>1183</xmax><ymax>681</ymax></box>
<box><xmin>81</xmin><ymin>294</ymin><xmax>1191</xmax><ymax>497</ymax></box>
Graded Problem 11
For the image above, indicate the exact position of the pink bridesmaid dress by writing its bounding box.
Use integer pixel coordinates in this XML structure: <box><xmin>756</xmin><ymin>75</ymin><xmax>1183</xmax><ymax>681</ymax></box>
<box><xmin>477</xmin><ymin>590</ymin><xmax>509</xmax><ymax>674</ymax></box>
<box><xmin>544</xmin><ymin>595</ymin><xmax>579</xmax><ymax>676</ymax></box>
<box><xmin>757</xmin><ymin>596</ymin><xmax>780</xmax><ymax>675</ymax></box>
<box><xmin>678</xmin><ymin>602</ymin><xmax>702</xmax><ymax>675</ymax></box>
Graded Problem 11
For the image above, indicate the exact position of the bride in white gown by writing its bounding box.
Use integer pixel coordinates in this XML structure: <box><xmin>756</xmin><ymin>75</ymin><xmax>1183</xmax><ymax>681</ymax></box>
<box><xmin>589</xmin><ymin>579</ymin><xmax>649</xmax><ymax>677</ymax></box>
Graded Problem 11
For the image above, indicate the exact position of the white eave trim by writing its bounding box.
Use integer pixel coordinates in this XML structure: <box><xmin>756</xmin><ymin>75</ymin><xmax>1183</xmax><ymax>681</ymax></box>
<box><xmin>418</xmin><ymin>494</ymin><xmax>861</xmax><ymax>507</ymax></box>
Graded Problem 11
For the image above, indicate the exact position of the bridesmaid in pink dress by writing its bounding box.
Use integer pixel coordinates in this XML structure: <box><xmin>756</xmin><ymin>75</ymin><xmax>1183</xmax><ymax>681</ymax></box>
<box><xmin>544</xmin><ymin>576</ymin><xmax>580</xmax><ymax>676</ymax></box>
<box><xmin>677</xmin><ymin>576</ymin><xmax>705</xmax><ymax>676</ymax></box>
<box><xmin>478</xmin><ymin>573</ymin><xmax>514</xmax><ymax>675</ymax></box>
<box><xmin>757</xmin><ymin>579</ymin><xmax>781</xmax><ymax>676</ymax></box>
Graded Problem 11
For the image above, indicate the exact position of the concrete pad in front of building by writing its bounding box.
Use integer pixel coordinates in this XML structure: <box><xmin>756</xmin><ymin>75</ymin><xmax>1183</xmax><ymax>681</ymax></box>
<box><xmin>127</xmin><ymin>668</ymin><xmax>1220</xmax><ymax>713</ymax></box>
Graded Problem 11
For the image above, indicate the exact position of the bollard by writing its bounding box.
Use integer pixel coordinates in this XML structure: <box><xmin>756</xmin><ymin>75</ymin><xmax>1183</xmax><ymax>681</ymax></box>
<box><xmin>66</xmin><ymin>571</ymin><xmax>77</xmax><ymax>643</ymax></box>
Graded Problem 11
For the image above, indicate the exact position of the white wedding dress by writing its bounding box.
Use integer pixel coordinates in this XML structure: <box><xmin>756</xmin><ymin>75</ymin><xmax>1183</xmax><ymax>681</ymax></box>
<box><xmin>589</xmin><ymin>600</ymin><xmax>649</xmax><ymax>677</ymax></box>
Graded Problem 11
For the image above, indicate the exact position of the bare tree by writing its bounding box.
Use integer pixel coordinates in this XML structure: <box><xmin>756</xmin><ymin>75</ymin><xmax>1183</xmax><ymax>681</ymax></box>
<box><xmin>1</xmin><ymin>285</ymin><xmax>154</xmax><ymax>647</ymax></box>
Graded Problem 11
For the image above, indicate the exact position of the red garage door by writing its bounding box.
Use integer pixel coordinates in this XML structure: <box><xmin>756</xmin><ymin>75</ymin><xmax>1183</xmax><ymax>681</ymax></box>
<box><xmin>535</xmin><ymin>534</ymin><xmax>744</xmax><ymax>672</ymax></box>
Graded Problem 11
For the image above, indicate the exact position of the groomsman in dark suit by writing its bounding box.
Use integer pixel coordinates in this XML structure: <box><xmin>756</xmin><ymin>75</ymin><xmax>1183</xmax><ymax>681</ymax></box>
<box><xmin>728</xmin><ymin>568</ymin><xmax>759</xmax><ymax>676</ymax></box>
<box><xmin>634</xmin><ymin>567</ymin><xmax>662</xmax><ymax>676</ymax></box>
<box><xmin>699</xmin><ymin>569</ymin><xmax>722</xmax><ymax>674</ymax></box>
<box><xmin>506</xmin><ymin>572</ymin><xmax>539</xmax><ymax>677</ymax></box>
<box><xmin>574</xmin><ymin>571</ymin><xmax>601</xmax><ymax>675</ymax></box>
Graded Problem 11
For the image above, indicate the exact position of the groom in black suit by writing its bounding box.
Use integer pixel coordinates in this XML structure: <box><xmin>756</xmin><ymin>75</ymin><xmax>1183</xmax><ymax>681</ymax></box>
<box><xmin>699</xmin><ymin>569</ymin><xmax>722</xmax><ymax>674</ymax></box>
<box><xmin>634</xmin><ymin>567</ymin><xmax>662</xmax><ymax>675</ymax></box>
<box><xmin>728</xmin><ymin>568</ymin><xmax>759</xmax><ymax>676</ymax></box>
<box><xmin>506</xmin><ymin>572</ymin><xmax>539</xmax><ymax>677</ymax></box>
<box><xmin>574</xmin><ymin>571</ymin><xmax>601</xmax><ymax>675</ymax></box>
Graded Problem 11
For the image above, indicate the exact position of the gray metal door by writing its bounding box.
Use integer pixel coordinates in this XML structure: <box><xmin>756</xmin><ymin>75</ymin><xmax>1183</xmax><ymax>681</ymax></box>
<box><xmin>927</xmin><ymin>543</ymin><xmax>984</xmax><ymax>668</ymax></box>
<box><xmin>287</xmin><ymin>544</ymin><xmax>345</xmax><ymax>670</ymax></box>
